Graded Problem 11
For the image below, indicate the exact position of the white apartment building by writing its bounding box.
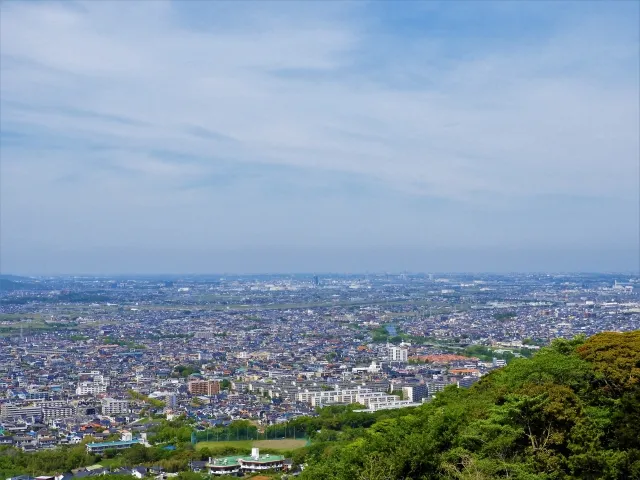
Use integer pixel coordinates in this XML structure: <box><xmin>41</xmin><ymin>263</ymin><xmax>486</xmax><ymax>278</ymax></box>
<box><xmin>0</xmin><ymin>404</ymin><xmax>43</xmax><ymax>419</ymax></box>
<box><xmin>101</xmin><ymin>398</ymin><xmax>129</xmax><ymax>416</ymax></box>
<box><xmin>76</xmin><ymin>382</ymin><xmax>107</xmax><ymax>395</ymax></box>
<box><xmin>76</xmin><ymin>371</ymin><xmax>109</xmax><ymax>396</ymax></box>
<box><xmin>42</xmin><ymin>402</ymin><xmax>75</xmax><ymax>420</ymax></box>
<box><xmin>352</xmin><ymin>361</ymin><xmax>383</xmax><ymax>374</ymax></box>
<box><xmin>297</xmin><ymin>387</ymin><xmax>375</xmax><ymax>406</ymax></box>
<box><xmin>362</xmin><ymin>399</ymin><xmax>422</xmax><ymax>412</ymax></box>
<box><xmin>43</xmin><ymin>407</ymin><xmax>75</xmax><ymax>423</ymax></box>
<box><xmin>355</xmin><ymin>392</ymin><xmax>400</xmax><ymax>408</ymax></box>
<box><xmin>388</xmin><ymin>346</ymin><xmax>408</xmax><ymax>362</ymax></box>
<box><xmin>296</xmin><ymin>388</ymin><xmax>410</xmax><ymax>409</ymax></box>
<box><xmin>298</xmin><ymin>388</ymin><xmax>421</xmax><ymax>412</ymax></box>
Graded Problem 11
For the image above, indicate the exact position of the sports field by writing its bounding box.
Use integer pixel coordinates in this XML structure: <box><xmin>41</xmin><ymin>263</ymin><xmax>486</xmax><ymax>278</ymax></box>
<box><xmin>195</xmin><ymin>438</ymin><xmax>307</xmax><ymax>451</ymax></box>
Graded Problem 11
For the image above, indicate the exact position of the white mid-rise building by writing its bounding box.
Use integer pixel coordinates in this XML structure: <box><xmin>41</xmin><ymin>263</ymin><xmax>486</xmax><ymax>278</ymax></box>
<box><xmin>388</xmin><ymin>346</ymin><xmax>408</xmax><ymax>362</ymax></box>
<box><xmin>360</xmin><ymin>399</ymin><xmax>422</xmax><ymax>412</ymax></box>
<box><xmin>296</xmin><ymin>387</ymin><xmax>410</xmax><ymax>409</ymax></box>
<box><xmin>101</xmin><ymin>398</ymin><xmax>129</xmax><ymax>416</ymax></box>
<box><xmin>0</xmin><ymin>404</ymin><xmax>43</xmax><ymax>419</ymax></box>
<box><xmin>42</xmin><ymin>405</ymin><xmax>75</xmax><ymax>420</ymax></box>
<box><xmin>352</xmin><ymin>361</ymin><xmax>383</xmax><ymax>374</ymax></box>
<box><xmin>76</xmin><ymin>382</ymin><xmax>107</xmax><ymax>395</ymax></box>
<box><xmin>76</xmin><ymin>371</ymin><xmax>109</xmax><ymax>396</ymax></box>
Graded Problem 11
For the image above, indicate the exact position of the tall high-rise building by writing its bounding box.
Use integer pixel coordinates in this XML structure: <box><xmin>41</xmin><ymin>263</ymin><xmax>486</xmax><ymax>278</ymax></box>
<box><xmin>313</xmin><ymin>275</ymin><xmax>319</xmax><ymax>286</ymax></box>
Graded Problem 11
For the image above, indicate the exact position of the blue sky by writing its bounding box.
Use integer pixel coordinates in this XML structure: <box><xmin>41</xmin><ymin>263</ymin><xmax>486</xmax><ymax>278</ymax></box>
<box><xmin>1</xmin><ymin>0</ymin><xmax>638</xmax><ymax>274</ymax></box>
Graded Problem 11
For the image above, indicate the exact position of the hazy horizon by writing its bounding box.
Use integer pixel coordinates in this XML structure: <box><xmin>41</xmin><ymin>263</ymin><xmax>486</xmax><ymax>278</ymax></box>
<box><xmin>4</xmin><ymin>246</ymin><xmax>639</xmax><ymax>277</ymax></box>
<box><xmin>1</xmin><ymin>1</ymin><xmax>638</xmax><ymax>274</ymax></box>
<box><xmin>5</xmin><ymin>271</ymin><xmax>640</xmax><ymax>277</ymax></box>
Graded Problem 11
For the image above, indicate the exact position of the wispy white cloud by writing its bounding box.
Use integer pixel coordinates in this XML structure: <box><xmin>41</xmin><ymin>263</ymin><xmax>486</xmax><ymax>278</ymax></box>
<box><xmin>1</xmin><ymin>0</ymin><xmax>638</xmax><ymax>272</ymax></box>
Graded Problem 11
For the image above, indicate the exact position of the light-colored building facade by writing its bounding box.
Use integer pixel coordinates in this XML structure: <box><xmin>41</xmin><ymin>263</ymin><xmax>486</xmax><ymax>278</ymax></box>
<box><xmin>76</xmin><ymin>371</ymin><xmax>109</xmax><ymax>396</ymax></box>
<box><xmin>388</xmin><ymin>346</ymin><xmax>408</xmax><ymax>362</ymax></box>
<box><xmin>101</xmin><ymin>398</ymin><xmax>129</xmax><ymax>416</ymax></box>
<box><xmin>42</xmin><ymin>405</ymin><xmax>75</xmax><ymax>420</ymax></box>
<box><xmin>206</xmin><ymin>449</ymin><xmax>284</xmax><ymax>475</ymax></box>
<box><xmin>0</xmin><ymin>404</ymin><xmax>42</xmax><ymax>419</ymax></box>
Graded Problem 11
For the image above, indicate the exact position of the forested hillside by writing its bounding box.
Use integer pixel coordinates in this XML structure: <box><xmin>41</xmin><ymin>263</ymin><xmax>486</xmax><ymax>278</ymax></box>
<box><xmin>299</xmin><ymin>331</ymin><xmax>640</xmax><ymax>480</ymax></box>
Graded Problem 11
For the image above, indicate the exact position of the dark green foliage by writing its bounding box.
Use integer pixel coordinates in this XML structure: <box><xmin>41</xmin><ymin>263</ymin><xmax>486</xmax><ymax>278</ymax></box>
<box><xmin>371</xmin><ymin>326</ymin><xmax>390</xmax><ymax>343</ymax></box>
<box><xmin>462</xmin><ymin>345</ymin><xmax>515</xmax><ymax>362</ymax></box>
<box><xmin>172</xmin><ymin>365</ymin><xmax>200</xmax><ymax>377</ymax></box>
<box><xmin>0</xmin><ymin>444</ymin><xmax>97</xmax><ymax>477</ymax></box>
<box><xmin>299</xmin><ymin>331</ymin><xmax>640</xmax><ymax>480</ymax></box>
<box><xmin>148</xmin><ymin>417</ymin><xmax>195</xmax><ymax>443</ymax></box>
<box><xmin>103</xmin><ymin>337</ymin><xmax>145</xmax><ymax>349</ymax></box>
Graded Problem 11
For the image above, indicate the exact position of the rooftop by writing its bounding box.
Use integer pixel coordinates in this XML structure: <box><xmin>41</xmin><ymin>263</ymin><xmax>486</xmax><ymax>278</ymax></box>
<box><xmin>208</xmin><ymin>453</ymin><xmax>285</xmax><ymax>467</ymax></box>
<box><xmin>86</xmin><ymin>439</ymin><xmax>140</xmax><ymax>448</ymax></box>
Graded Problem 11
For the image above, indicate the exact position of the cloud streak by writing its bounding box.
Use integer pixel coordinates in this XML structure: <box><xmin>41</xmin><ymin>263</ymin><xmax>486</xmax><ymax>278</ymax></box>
<box><xmin>1</xmin><ymin>0</ymin><xmax>638</xmax><ymax>273</ymax></box>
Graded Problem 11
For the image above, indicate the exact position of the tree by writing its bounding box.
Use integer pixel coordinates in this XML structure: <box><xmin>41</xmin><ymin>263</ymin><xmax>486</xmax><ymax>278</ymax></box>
<box><xmin>298</xmin><ymin>331</ymin><xmax>640</xmax><ymax>480</ymax></box>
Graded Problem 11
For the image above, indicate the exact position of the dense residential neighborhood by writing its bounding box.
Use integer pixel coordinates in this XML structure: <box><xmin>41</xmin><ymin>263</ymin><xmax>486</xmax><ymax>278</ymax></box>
<box><xmin>1</xmin><ymin>273</ymin><xmax>639</xmax><ymax>478</ymax></box>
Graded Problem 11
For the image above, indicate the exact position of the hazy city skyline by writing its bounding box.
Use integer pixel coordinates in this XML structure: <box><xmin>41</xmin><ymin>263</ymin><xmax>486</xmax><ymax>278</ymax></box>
<box><xmin>1</xmin><ymin>1</ymin><xmax>638</xmax><ymax>274</ymax></box>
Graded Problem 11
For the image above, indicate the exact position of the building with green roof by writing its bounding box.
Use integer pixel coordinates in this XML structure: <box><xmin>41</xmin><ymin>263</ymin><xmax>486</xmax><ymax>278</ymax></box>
<box><xmin>85</xmin><ymin>439</ymin><xmax>140</xmax><ymax>454</ymax></box>
<box><xmin>206</xmin><ymin>448</ymin><xmax>285</xmax><ymax>475</ymax></box>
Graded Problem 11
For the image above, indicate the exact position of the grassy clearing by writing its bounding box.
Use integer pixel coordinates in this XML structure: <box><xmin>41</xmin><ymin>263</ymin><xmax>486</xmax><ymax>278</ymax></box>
<box><xmin>252</xmin><ymin>439</ymin><xmax>307</xmax><ymax>449</ymax></box>
<box><xmin>195</xmin><ymin>440</ymin><xmax>253</xmax><ymax>450</ymax></box>
<box><xmin>195</xmin><ymin>438</ymin><xmax>307</xmax><ymax>451</ymax></box>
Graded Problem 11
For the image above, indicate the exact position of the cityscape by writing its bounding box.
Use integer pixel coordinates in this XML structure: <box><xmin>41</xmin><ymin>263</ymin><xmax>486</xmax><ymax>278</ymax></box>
<box><xmin>1</xmin><ymin>273</ymin><xmax>639</xmax><ymax>477</ymax></box>
<box><xmin>1</xmin><ymin>0</ymin><xmax>639</xmax><ymax>478</ymax></box>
